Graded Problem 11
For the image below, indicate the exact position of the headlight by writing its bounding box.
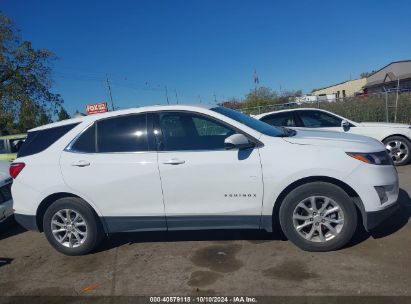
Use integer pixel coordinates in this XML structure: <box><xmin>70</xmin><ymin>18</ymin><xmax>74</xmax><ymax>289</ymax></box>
<box><xmin>346</xmin><ymin>151</ymin><xmax>393</xmax><ymax>165</ymax></box>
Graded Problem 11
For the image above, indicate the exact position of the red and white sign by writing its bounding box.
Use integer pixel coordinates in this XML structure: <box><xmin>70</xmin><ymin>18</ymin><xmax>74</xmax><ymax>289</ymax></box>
<box><xmin>86</xmin><ymin>102</ymin><xmax>108</xmax><ymax>115</ymax></box>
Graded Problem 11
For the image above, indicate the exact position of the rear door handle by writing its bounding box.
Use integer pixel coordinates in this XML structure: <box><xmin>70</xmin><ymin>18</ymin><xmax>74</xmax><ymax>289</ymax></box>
<box><xmin>162</xmin><ymin>159</ymin><xmax>185</xmax><ymax>165</ymax></box>
<box><xmin>71</xmin><ymin>160</ymin><xmax>90</xmax><ymax>167</ymax></box>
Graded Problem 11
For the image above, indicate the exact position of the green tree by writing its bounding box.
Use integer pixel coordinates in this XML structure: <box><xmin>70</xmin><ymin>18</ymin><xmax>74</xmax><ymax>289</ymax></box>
<box><xmin>17</xmin><ymin>99</ymin><xmax>51</xmax><ymax>132</ymax></box>
<box><xmin>243</xmin><ymin>86</ymin><xmax>279</xmax><ymax>107</ymax></box>
<box><xmin>38</xmin><ymin>107</ymin><xmax>51</xmax><ymax>126</ymax></box>
<box><xmin>58</xmin><ymin>106</ymin><xmax>70</xmax><ymax>121</ymax></box>
<box><xmin>219</xmin><ymin>87</ymin><xmax>304</xmax><ymax>112</ymax></box>
<box><xmin>218</xmin><ymin>98</ymin><xmax>242</xmax><ymax>110</ymax></box>
<box><xmin>0</xmin><ymin>12</ymin><xmax>62</xmax><ymax>134</ymax></box>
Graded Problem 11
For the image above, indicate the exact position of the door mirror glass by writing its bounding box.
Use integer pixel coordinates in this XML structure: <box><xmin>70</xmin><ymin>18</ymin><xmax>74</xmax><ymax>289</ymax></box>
<box><xmin>224</xmin><ymin>134</ymin><xmax>254</xmax><ymax>150</ymax></box>
<box><xmin>341</xmin><ymin>119</ymin><xmax>350</xmax><ymax>132</ymax></box>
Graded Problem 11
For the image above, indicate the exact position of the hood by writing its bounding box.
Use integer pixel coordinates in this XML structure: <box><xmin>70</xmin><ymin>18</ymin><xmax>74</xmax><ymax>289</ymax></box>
<box><xmin>358</xmin><ymin>122</ymin><xmax>411</xmax><ymax>128</ymax></box>
<box><xmin>282</xmin><ymin>129</ymin><xmax>384</xmax><ymax>153</ymax></box>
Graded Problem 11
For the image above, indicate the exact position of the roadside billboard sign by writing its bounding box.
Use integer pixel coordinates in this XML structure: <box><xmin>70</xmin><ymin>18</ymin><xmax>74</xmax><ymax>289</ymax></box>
<box><xmin>86</xmin><ymin>102</ymin><xmax>108</xmax><ymax>115</ymax></box>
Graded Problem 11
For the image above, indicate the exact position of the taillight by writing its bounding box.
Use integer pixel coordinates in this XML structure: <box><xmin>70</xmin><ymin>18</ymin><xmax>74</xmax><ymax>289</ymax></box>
<box><xmin>9</xmin><ymin>162</ymin><xmax>25</xmax><ymax>179</ymax></box>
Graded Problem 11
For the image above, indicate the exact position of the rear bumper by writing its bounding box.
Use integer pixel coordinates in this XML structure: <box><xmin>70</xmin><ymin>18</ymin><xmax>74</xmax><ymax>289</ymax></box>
<box><xmin>14</xmin><ymin>213</ymin><xmax>38</xmax><ymax>231</ymax></box>
<box><xmin>364</xmin><ymin>201</ymin><xmax>399</xmax><ymax>231</ymax></box>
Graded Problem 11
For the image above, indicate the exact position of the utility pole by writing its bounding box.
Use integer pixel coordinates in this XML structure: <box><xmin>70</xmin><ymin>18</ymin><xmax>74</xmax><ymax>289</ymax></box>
<box><xmin>213</xmin><ymin>93</ymin><xmax>217</xmax><ymax>104</ymax></box>
<box><xmin>198</xmin><ymin>95</ymin><xmax>202</xmax><ymax>104</ymax></box>
<box><xmin>174</xmin><ymin>89</ymin><xmax>179</xmax><ymax>104</ymax></box>
<box><xmin>165</xmin><ymin>86</ymin><xmax>170</xmax><ymax>104</ymax></box>
<box><xmin>385</xmin><ymin>91</ymin><xmax>389</xmax><ymax>122</ymax></box>
<box><xmin>394</xmin><ymin>78</ymin><xmax>400</xmax><ymax>123</ymax></box>
<box><xmin>106</xmin><ymin>74</ymin><xmax>115</xmax><ymax>111</ymax></box>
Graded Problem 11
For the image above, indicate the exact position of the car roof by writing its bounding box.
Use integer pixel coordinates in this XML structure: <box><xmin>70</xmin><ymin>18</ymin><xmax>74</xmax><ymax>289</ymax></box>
<box><xmin>255</xmin><ymin>107</ymin><xmax>325</xmax><ymax>118</ymax></box>
<box><xmin>29</xmin><ymin>104</ymin><xmax>215</xmax><ymax>132</ymax></box>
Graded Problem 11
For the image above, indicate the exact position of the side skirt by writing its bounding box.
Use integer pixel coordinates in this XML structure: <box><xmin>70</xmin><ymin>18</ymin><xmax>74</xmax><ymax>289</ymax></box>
<box><xmin>103</xmin><ymin>215</ymin><xmax>270</xmax><ymax>233</ymax></box>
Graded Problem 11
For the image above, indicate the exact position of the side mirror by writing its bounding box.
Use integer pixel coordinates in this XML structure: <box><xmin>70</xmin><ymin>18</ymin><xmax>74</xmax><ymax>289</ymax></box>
<box><xmin>341</xmin><ymin>120</ymin><xmax>350</xmax><ymax>132</ymax></box>
<box><xmin>224</xmin><ymin>134</ymin><xmax>255</xmax><ymax>150</ymax></box>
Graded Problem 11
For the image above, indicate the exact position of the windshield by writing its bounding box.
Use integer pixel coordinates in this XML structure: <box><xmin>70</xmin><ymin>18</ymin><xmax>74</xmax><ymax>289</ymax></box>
<box><xmin>211</xmin><ymin>107</ymin><xmax>286</xmax><ymax>137</ymax></box>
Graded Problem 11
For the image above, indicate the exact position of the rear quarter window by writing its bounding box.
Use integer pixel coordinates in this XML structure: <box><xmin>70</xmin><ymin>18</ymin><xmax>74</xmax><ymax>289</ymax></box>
<box><xmin>18</xmin><ymin>123</ymin><xmax>79</xmax><ymax>157</ymax></box>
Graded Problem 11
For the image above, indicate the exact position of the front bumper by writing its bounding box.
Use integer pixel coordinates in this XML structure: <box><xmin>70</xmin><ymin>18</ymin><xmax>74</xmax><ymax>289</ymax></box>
<box><xmin>346</xmin><ymin>163</ymin><xmax>399</xmax><ymax>211</ymax></box>
<box><xmin>345</xmin><ymin>162</ymin><xmax>400</xmax><ymax>231</ymax></box>
<box><xmin>364</xmin><ymin>201</ymin><xmax>399</xmax><ymax>230</ymax></box>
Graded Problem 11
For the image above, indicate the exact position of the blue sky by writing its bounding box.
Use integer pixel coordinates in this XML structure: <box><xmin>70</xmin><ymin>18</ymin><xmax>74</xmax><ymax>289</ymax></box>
<box><xmin>2</xmin><ymin>0</ymin><xmax>411</xmax><ymax>114</ymax></box>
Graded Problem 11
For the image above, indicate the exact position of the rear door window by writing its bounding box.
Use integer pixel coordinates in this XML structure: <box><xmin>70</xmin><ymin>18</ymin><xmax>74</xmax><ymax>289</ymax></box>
<box><xmin>18</xmin><ymin>124</ymin><xmax>79</xmax><ymax>157</ymax></box>
<box><xmin>297</xmin><ymin>111</ymin><xmax>342</xmax><ymax>127</ymax></box>
<box><xmin>260</xmin><ymin>112</ymin><xmax>296</xmax><ymax>127</ymax></box>
<box><xmin>97</xmin><ymin>114</ymin><xmax>148</xmax><ymax>152</ymax></box>
<box><xmin>70</xmin><ymin>114</ymin><xmax>149</xmax><ymax>153</ymax></box>
<box><xmin>70</xmin><ymin>124</ymin><xmax>96</xmax><ymax>153</ymax></box>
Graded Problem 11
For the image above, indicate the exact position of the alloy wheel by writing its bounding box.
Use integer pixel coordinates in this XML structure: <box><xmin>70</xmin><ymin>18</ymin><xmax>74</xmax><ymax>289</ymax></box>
<box><xmin>51</xmin><ymin>209</ymin><xmax>88</xmax><ymax>248</ymax></box>
<box><xmin>292</xmin><ymin>196</ymin><xmax>344</xmax><ymax>242</ymax></box>
<box><xmin>385</xmin><ymin>140</ymin><xmax>409</xmax><ymax>164</ymax></box>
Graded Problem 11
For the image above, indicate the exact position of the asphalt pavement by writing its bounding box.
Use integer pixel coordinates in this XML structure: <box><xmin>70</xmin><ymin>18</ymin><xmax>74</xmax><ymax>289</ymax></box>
<box><xmin>1</xmin><ymin>166</ymin><xmax>411</xmax><ymax>297</ymax></box>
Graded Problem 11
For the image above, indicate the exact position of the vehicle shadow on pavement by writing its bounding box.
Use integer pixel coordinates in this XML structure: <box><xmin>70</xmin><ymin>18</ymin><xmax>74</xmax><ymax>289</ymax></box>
<box><xmin>97</xmin><ymin>229</ymin><xmax>286</xmax><ymax>253</ymax></box>
<box><xmin>347</xmin><ymin>188</ymin><xmax>411</xmax><ymax>247</ymax></box>
<box><xmin>371</xmin><ymin>188</ymin><xmax>411</xmax><ymax>238</ymax></box>
<box><xmin>0</xmin><ymin>218</ymin><xmax>26</xmax><ymax>241</ymax></box>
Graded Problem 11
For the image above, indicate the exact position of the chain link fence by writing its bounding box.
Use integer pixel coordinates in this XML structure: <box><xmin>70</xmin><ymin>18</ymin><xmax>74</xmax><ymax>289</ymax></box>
<box><xmin>239</xmin><ymin>92</ymin><xmax>411</xmax><ymax>124</ymax></box>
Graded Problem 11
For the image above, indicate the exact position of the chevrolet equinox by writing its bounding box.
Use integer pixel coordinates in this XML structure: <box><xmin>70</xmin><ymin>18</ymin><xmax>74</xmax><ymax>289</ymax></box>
<box><xmin>11</xmin><ymin>105</ymin><xmax>399</xmax><ymax>255</ymax></box>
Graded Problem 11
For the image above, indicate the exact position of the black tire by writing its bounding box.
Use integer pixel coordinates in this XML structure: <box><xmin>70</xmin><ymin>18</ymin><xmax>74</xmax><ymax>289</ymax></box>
<box><xmin>382</xmin><ymin>136</ymin><xmax>411</xmax><ymax>166</ymax></box>
<box><xmin>43</xmin><ymin>197</ymin><xmax>104</xmax><ymax>256</ymax></box>
<box><xmin>279</xmin><ymin>182</ymin><xmax>357</xmax><ymax>252</ymax></box>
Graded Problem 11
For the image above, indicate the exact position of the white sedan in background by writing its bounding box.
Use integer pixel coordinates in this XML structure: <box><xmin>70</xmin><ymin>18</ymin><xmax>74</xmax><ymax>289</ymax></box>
<box><xmin>0</xmin><ymin>161</ymin><xmax>13</xmax><ymax>227</ymax></box>
<box><xmin>255</xmin><ymin>108</ymin><xmax>411</xmax><ymax>166</ymax></box>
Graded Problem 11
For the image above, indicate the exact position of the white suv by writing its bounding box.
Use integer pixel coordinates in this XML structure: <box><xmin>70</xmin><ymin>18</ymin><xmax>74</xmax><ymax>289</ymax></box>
<box><xmin>11</xmin><ymin>105</ymin><xmax>399</xmax><ymax>255</ymax></box>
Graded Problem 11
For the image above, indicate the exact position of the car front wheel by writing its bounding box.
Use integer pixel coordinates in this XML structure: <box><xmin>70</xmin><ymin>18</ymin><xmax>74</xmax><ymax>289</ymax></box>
<box><xmin>279</xmin><ymin>182</ymin><xmax>357</xmax><ymax>252</ymax></box>
<box><xmin>43</xmin><ymin>197</ymin><xmax>103</xmax><ymax>256</ymax></box>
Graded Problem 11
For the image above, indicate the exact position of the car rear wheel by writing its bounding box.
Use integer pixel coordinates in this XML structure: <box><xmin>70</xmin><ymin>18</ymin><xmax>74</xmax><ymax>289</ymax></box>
<box><xmin>383</xmin><ymin>136</ymin><xmax>411</xmax><ymax>166</ymax></box>
<box><xmin>43</xmin><ymin>197</ymin><xmax>103</xmax><ymax>256</ymax></box>
<box><xmin>279</xmin><ymin>182</ymin><xmax>357</xmax><ymax>252</ymax></box>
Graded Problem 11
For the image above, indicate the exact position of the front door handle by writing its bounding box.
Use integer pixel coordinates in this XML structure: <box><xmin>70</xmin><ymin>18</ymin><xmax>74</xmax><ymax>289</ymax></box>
<box><xmin>71</xmin><ymin>160</ymin><xmax>90</xmax><ymax>167</ymax></box>
<box><xmin>162</xmin><ymin>158</ymin><xmax>185</xmax><ymax>165</ymax></box>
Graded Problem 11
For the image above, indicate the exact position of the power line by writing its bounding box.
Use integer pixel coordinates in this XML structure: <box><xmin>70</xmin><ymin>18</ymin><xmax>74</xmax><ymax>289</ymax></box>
<box><xmin>55</xmin><ymin>70</ymin><xmax>223</xmax><ymax>105</ymax></box>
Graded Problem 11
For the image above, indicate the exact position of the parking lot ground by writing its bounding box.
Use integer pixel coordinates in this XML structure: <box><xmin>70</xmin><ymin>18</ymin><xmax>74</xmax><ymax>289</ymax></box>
<box><xmin>1</xmin><ymin>166</ymin><xmax>411</xmax><ymax>297</ymax></box>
